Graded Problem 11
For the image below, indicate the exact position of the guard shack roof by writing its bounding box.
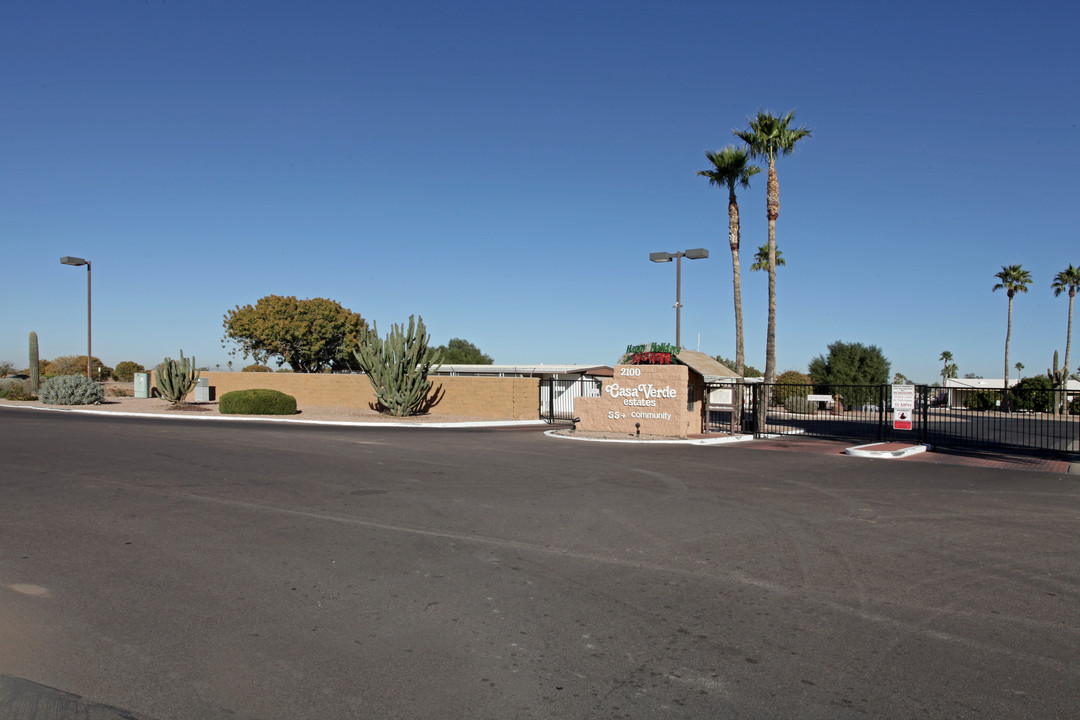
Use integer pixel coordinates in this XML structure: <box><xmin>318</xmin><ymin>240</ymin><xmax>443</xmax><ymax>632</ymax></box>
<box><xmin>673</xmin><ymin>350</ymin><xmax>741</xmax><ymax>383</ymax></box>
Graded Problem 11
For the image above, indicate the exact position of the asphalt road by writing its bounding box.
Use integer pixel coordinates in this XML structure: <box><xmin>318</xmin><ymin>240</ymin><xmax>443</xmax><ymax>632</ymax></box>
<box><xmin>1</xmin><ymin>407</ymin><xmax>1078</xmax><ymax>719</ymax></box>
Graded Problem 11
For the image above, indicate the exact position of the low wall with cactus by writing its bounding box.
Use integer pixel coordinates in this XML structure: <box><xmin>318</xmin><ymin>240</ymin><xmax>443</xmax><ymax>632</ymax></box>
<box><xmin>168</xmin><ymin>372</ymin><xmax>540</xmax><ymax>420</ymax></box>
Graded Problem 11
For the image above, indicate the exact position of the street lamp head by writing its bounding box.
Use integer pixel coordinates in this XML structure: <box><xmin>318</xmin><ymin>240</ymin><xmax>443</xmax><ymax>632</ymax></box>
<box><xmin>60</xmin><ymin>256</ymin><xmax>88</xmax><ymax>266</ymax></box>
<box><xmin>649</xmin><ymin>252</ymin><xmax>673</xmax><ymax>263</ymax></box>
<box><xmin>684</xmin><ymin>248</ymin><xmax>709</xmax><ymax>260</ymax></box>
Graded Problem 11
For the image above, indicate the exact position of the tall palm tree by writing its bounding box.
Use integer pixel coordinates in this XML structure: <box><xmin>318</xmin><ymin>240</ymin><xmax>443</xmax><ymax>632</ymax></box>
<box><xmin>750</xmin><ymin>244</ymin><xmax>785</xmax><ymax>272</ymax></box>
<box><xmin>939</xmin><ymin>350</ymin><xmax>954</xmax><ymax>387</ymax></box>
<box><xmin>734</xmin><ymin>110</ymin><xmax>812</xmax><ymax>392</ymax></box>
<box><xmin>697</xmin><ymin>146</ymin><xmax>760</xmax><ymax>376</ymax></box>
<box><xmin>992</xmin><ymin>264</ymin><xmax>1033</xmax><ymax>410</ymax></box>
<box><xmin>1051</xmin><ymin>263</ymin><xmax>1080</xmax><ymax>400</ymax></box>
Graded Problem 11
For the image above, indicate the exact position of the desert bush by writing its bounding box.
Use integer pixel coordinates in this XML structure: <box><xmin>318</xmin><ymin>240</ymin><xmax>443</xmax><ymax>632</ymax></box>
<box><xmin>105</xmin><ymin>385</ymin><xmax>134</xmax><ymax>397</ymax></box>
<box><xmin>39</xmin><ymin>374</ymin><xmax>104</xmax><ymax>405</ymax></box>
<box><xmin>113</xmin><ymin>361</ymin><xmax>146</xmax><ymax>382</ymax></box>
<box><xmin>783</xmin><ymin>395</ymin><xmax>815</xmax><ymax>415</ymax></box>
<box><xmin>963</xmin><ymin>391</ymin><xmax>998</xmax><ymax>411</ymax></box>
<box><xmin>219</xmin><ymin>389</ymin><xmax>297</xmax><ymax>415</ymax></box>
<box><xmin>0</xmin><ymin>361</ymin><xmax>15</xmax><ymax>377</ymax></box>
<box><xmin>0</xmin><ymin>378</ymin><xmax>35</xmax><ymax>400</ymax></box>
<box><xmin>242</xmin><ymin>364</ymin><xmax>273</xmax><ymax>372</ymax></box>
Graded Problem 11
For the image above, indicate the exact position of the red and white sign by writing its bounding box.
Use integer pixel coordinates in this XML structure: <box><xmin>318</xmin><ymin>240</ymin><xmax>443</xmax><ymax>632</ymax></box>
<box><xmin>893</xmin><ymin>409</ymin><xmax>912</xmax><ymax>431</ymax></box>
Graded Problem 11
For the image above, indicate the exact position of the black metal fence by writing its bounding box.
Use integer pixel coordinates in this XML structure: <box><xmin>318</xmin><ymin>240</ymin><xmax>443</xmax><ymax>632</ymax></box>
<box><xmin>750</xmin><ymin>383</ymin><xmax>1080</xmax><ymax>457</ymax></box>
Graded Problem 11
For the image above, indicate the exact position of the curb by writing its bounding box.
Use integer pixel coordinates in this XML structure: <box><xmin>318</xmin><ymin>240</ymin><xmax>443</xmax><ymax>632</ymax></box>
<box><xmin>544</xmin><ymin>430</ymin><xmax>756</xmax><ymax>446</ymax></box>
<box><xmin>845</xmin><ymin>442</ymin><xmax>929</xmax><ymax>459</ymax></box>
<box><xmin>0</xmin><ymin>403</ymin><xmax>549</xmax><ymax>430</ymax></box>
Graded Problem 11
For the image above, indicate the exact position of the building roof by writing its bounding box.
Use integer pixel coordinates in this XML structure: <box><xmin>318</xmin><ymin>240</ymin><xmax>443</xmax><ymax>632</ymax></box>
<box><xmin>945</xmin><ymin>377</ymin><xmax>1079</xmax><ymax>390</ymax></box>
<box><xmin>432</xmin><ymin>364</ymin><xmax>613</xmax><ymax>377</ymax></box>
<box><xmin>674</xmin><ymin>350</ymin><xmax>741</xmax><ymax>383</ymax></box>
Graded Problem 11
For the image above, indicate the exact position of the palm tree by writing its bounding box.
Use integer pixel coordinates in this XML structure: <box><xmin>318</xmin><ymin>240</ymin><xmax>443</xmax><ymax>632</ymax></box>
<box><xmin>1014</xmin><ymin>362</ymin><xmax>1024</xmax><ymax>376</ymax></box>
<box><xmin>992</xmin><ymin>264</ymin><xmax>1033</xmax><ymax>410</ymax></box>
<box><xmin>750</xmin><ymin>244</ymin><xmax>785</xmax><ymax>272</ymax></box>
<box><xmin>939</xmin><ymin>350</ymin><xmax>953</xmax><ymax>387</ymax></box>
<box><xmin>697</xmin><ymin>146</ymin><xmax>760</xmax><ymax>376</ymax></box>
<box><xmin>1051</xmin><ymin>263</ymin><xmax>1080</xmax><ymax>400</ymax></box>
<box><xmin>734</xmin><ymin>110</ymin><xmax>812</xmax><ymax>393</ymax></box>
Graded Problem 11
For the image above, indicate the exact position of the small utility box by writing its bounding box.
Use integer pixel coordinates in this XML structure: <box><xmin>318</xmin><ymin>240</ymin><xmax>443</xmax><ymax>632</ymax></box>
<box><xmin>134</xmin><ymin>373</ymin><xmax>150</xmax><ymax>399</ymax></box>
<box><xmin>194</xmin><ymin>377</ymin><xmax>211</xmax><ymax>402</ymax></box>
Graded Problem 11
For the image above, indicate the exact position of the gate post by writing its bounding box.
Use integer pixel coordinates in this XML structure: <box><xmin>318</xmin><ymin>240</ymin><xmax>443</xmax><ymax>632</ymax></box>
<box><xmin>752</xmin><ymin>383</ymin><xmax>762</xmax><ymax>437</ymax></box>
<box><xmin>877</xmin><ymin>385</ymin><xmax>886</xmax><ymax>441</ymax></box>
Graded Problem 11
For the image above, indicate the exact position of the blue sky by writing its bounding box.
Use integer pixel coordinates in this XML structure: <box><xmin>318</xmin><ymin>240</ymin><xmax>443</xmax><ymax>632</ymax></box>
<box><xmin>3</xmin><ymin>0</ymin><xmax>1078</xmax><ymax>384</ymax></box>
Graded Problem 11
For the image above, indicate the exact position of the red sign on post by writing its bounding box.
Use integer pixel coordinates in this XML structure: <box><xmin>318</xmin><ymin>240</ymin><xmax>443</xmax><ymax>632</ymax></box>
<box><xmin>893</xmin><ymin>409</ymin><xmax>912</xmax><ymax>431</ymax></box>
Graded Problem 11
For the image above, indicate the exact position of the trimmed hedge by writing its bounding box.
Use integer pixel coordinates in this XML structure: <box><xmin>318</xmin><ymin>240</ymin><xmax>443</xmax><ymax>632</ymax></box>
<box><xmin>219</xmin><ymin>388</ymin><xmax>297</xmax><ymax>415</ymax></box>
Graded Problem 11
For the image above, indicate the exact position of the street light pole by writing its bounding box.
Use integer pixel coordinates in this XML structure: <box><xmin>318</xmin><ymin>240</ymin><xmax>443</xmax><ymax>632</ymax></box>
<box><xmin>60</xmin><ymin>256</ymin><xmax>92</xmax><ymax>378</ymax></box>
<box><xmin>650</xmin><ymin>248</ymin><xmax>708</xmax><ymax>349</ymax></box>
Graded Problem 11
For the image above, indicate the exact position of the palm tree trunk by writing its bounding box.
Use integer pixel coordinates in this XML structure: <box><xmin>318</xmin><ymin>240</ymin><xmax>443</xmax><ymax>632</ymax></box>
<box><xmin>729</xmin><ymin>186</ymin><xmax>744</xmax><ymax>375</ymax></box>
<box><xmin>758</xmin><ymin>159</ymin><xmax>779</xmax><ymax>433</ymax></box>
<box><xmin>1004</xmin><ymin>296</ymin><xmax>1013</xmax><ymax>412</ymax></box>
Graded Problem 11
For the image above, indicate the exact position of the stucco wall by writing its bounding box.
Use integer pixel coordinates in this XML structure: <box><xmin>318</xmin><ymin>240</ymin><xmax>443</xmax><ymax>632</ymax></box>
<box><xmin>171</xmin><ymin>372</ymin><xmax>540</xmax><ymax>420</ymax></box>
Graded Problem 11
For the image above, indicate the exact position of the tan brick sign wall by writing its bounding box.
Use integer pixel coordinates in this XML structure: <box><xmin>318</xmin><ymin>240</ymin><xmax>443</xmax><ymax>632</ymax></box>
<box><xmin>575</xmin><ymin>364</ymin><xmax>697</xmax><ymax>437</ymax></box>
<box><xmin>172</xmin><ymin>372</ymin><xmax>540</xmax><ymax>420</ymax></box>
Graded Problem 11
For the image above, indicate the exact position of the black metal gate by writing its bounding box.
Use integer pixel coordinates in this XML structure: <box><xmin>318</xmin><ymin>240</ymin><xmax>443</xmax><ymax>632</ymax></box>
<box><xmin>541</xmin><ymin>376</ymin><xmax>601</xmax><ymax>423</ymax></box>
<box><xmin>749</xmin><ymin>383</ymin><xmax>1079</xmax><ymax>456</ymax></box>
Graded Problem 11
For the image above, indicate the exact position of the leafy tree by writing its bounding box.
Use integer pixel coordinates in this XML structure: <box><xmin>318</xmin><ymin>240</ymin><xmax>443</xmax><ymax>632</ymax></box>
<box><xmin>992</xmin><ymin>264</ymin><xmax>1032</xmax><ymax>407</ymax></box>
<box><xmin>43</xmin><ymin>355</ymin><xmax>113</xmax><ymax>380</ymax></box>
<box><xmin>697</xmin><ymin>146</ymin><xmax>760</xmax><ymax>376</ymax></box>
<box><xmin>435</xmin><ymin>338</ymin><xmax>494</xmax><ymax>364</ymax></box>
<box><xmin>963</xmin><ymin>372</ymin><xmax>984</xmax><ymax>379</ymax></box>
<box><xmin>222</xmin><ymin>295</ymin><xmax>367</xmax><ymax>373</ymax></box>
<box><xmin>242</xmin><ymin>364</ymin><xmax>273</xmax><ymax>372</ymax></box>
<box><xmin>808</xmin><ymin>341</ymin><xmax>890</xmax><ymax>406</ymax></box>
<box><xmin>114</xmin><ymin>361</ymin><xmax>146</xmax><ymax>382</ymax></box>
<box><xmin>750</xmin><ymin>244</ymin><xmax>785</xmax><ymax>272</ymax></box>
<box><xmin>716</xmin><ymin>355</ymin><xmax>762</xmax><ymax>377</ymax></box>
<box><xmin>734</xmin><ymin>109</ymin><xmax>812</xmax><ymax>396</ymax></box>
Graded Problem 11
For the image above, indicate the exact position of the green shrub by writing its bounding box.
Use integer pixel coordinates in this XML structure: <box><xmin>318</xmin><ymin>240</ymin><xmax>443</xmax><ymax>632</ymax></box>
<box><xmin>219</xmin><ymin>389</ymin><xmax>297</xmax><ymax>415</ymax></box>
<box><xmin>783</xmin><ymin>395</ymin><xmax>815</xmax><ymax>415</ymax></box>
<box><xmin>1011</xmin><ymin>376</ymin><xmax>1052</xmax><ymax>412</ymax></box>
<box><xmin>1070</xmin><ymin>395</ymin><xmax>1080</xmax><ymax>415</ymax></box>
<box><xmin>963</xmin><ymin>391</ymin><xmax>998</xmax><ymax>411</ymax></box>
<box><xmin>242</xmin><ymin>364</ymin><xmax>273</xmax><ymax>373</ymax></box>
<box><xmin>0</xmin><ymin>378</ymin><xmax>35</xmax><ymax>400</ymax></box>
<box><xmin>774</xmin><ymin>370</ymin><xmax>811</xmax><ymax>405</ymax></box>
<box><xmin>39</xmin><ymin>374</ymin><xmax>104</xmax><ymax>405</ymax></box>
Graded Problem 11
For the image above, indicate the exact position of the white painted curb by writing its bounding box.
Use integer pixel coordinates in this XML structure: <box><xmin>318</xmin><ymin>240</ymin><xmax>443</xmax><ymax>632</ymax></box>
<box><xmin>845</xmin><ymin>442</ymin><xmax>929</xmax><ymax>459</ymax></box>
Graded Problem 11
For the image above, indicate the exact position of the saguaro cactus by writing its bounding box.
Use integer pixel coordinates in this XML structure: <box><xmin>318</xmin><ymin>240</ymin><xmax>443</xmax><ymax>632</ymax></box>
<box><xmin>29</xmin><ymin>331</ymin><xmax>39</xmax><ymax>394</ymax></box>
<box><xmin>1048</xmin><ymin>349</ymin><xmax>1068</xmax><ymax>416</ymax></box>
<box><xmin>157</xmin><ymin>350</ymin><xmax>200</xmax><ymax>404</ymax></box>
<box><xmin>353</xmin><ymin>315</ymin><xmax>442</xmax><ymax>417</ymax></box>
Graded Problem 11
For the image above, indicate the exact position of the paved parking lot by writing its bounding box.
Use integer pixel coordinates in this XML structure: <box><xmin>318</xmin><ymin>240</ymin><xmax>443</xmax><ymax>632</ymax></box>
<box><xmin>2</xmin><ymin>408</ymin><xmax>1079</xmax><ymax>719</ymax></box>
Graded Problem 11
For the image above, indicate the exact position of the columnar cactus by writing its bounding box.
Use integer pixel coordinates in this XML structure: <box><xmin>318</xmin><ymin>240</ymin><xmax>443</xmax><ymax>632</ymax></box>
<box><xmin>353</xmin><ymin>315</ymin><xmax>442</xmax><ymax>417</ymax></box>
<box><xmin>29</xmin><ymin>331</ymin><xmax>39</xmax><ymax>394</ymax></box>
<box><xmin>157</xmin><ymin>350</ymin><xmax>200</xmax><ymax>404</ymax></box>
<box><xmin>1048</xmin><ymin>349</ymin><xmax>1068</xmax><ymax>416</ymax></box>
